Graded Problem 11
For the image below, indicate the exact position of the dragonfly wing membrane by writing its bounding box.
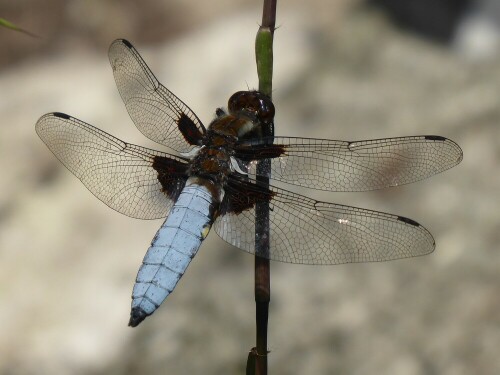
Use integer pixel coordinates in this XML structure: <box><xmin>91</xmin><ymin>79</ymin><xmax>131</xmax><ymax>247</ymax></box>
<box><xmin>109</xmin><ymin>39</ymin><xmax>206</xmax><ymax>153</ymax></box>
<box><xmin>214</xmin><ymin>176</ymin><xmax>435</xmax><ymax>265</ymax></box>
<box><xmin>35</xmin><ymin>113</ymin><xmax>188</xmax><ymax>219</ymax></box>
<box><xmin>236</xmin><ymin>135</ymin><xmax>462</xmax><ymax>191</ymax></box>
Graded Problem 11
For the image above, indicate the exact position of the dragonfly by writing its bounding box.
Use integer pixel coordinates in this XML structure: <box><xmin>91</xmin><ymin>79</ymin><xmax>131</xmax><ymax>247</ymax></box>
<box><xmin>36</xmin><ymin>39</ymin><xmax>463</xmax><ymax>327</ymax></box>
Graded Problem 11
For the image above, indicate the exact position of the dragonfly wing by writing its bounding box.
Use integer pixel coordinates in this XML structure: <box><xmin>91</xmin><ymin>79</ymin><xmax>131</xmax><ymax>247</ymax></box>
<box><xmin>36</xmin><ymin>112</ymin><xmax>188</xmax><ymax>219</ymax></box>
<box><xmin>109</xmin><ymin>39</ymin><xmax>206</xmax><ymax>153</ymax></box>
<box><xmin>214</xmin><ymin>176</ymin><xmax>435</xmax><ymax>264</ymax></box>
<box><xmin>235</xmin><ymin>135</ymin><xmax>462</xmax><ymax>191</ymax></box>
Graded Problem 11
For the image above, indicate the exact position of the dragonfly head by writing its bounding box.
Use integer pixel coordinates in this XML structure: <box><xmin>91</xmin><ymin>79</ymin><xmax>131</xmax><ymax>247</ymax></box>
<box><xmin>228</xmin><ymin>91</ymin><xmax>275</xmax><ymax>127</ymax></box>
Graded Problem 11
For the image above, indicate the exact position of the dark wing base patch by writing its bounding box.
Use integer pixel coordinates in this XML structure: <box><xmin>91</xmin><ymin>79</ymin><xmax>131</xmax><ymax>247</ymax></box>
<box><xmin>152</xmin><ymin>156</ymin><xmax>189</xmax><ymax>201</ymax></box>
<box><xmin>234</xmin><ymin>143</ymin><xmax>285</xmax><ymax>161</ymax></box>
<box><xmin>221</xmin><ymin>176</ymin><xmax>275</xmax><ymax>215</ymax></box>
<box><xmin>177</xmin><ymin>112</ymin><xmax>204</xmax><ymax>146</ymax></box>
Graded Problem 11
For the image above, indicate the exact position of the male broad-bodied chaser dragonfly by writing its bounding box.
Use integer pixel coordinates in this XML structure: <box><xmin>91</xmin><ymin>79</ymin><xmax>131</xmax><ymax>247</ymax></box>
<box><xmin>36</xmin><ymin>39</ymin><xmax>462</xmax><ymax>327</ymax></box>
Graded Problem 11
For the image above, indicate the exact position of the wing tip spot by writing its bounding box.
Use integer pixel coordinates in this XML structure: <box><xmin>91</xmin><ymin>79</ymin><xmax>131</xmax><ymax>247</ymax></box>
<box><xmin>424</xmin><ymin>135</ymin><xmax>446</xmax><ymax>141</ymax></box>
<box><xmin>121</xmin><ymin>39</ymin><xmax>133</xmax><ymax>49</ymax></box>
<box><xmin>397</xmin><ymin>216</ymin><xmax>420</xmax><ymax>227</ymax></box>
<box><xmin>53</xmin><ymin>112</ymin><xmax>70</xmax><ymax>120</ymax></box>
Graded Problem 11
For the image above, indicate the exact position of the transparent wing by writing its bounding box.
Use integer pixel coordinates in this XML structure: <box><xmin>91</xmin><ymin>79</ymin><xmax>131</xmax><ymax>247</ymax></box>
<box><xmin>108</xmin><ymin>39</ymin><xmax>206</xmax><ymax>153</ymax></box>
<box><xmin>36</xmin><ymin>113</ymin><xmax>188</xmax><ymax>220</ymax></box>
<box><xmin>236</xmin><ymin>135</ymin><xmax>462</xmax><ymax>191</ymax></box>
<box><xmin>214</xmin><ymin>176</ymin><xmax>435</xmax><ymax>265</ymax></box>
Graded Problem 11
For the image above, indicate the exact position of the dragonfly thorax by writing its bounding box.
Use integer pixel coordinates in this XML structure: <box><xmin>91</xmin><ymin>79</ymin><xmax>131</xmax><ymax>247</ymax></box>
<box><xmin>188</xmin><ymin>145</ymin><xmax>231</xmax><ymax>185</ymax></box>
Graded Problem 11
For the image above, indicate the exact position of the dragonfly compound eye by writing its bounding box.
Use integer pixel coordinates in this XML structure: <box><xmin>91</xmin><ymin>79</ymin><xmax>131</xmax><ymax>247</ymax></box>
<box><xmin>228</xmin><ymin>91</ymin><xmax>275</xmax><ymax>124</ymax></box>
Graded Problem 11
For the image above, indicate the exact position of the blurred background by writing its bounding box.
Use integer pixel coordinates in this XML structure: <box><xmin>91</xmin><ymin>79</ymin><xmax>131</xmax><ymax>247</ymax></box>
<box><xmin>0</xmin><ymin>0</ymin><xmax>499</xmax><ymax>374</ymax></box>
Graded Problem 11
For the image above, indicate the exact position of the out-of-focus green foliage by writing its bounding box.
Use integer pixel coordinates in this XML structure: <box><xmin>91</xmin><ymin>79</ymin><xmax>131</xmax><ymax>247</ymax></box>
<box><xmin>0</xmin><ymin>17</ymin><xmax>37</xmax><ymax>37</ymax></box>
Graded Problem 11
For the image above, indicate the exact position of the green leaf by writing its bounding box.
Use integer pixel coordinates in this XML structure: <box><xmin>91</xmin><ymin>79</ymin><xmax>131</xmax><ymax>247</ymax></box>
<box><xmin>0</xmin><ymin>17</ymin><xmax>38</xmax><ymax>38</ymax></box>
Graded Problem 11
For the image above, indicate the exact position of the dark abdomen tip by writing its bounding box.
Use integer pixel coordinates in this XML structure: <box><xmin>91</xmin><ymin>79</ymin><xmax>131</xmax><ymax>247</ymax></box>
<box><xmin>129</xmin><ymin>307</ymin><xmax>149</xmax><ymax>327</ymax></box>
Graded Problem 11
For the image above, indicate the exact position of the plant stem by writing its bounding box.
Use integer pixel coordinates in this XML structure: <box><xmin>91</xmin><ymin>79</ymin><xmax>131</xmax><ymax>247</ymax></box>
<box><xmin>249</xmin><ymin>1</ymin><xmax>276</xmax><ymax>374</ymax></box>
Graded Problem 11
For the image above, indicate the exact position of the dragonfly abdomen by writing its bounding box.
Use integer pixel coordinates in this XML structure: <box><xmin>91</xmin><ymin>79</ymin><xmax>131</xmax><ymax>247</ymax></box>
<box><xmin>129</xmin><ymin>179</ymin><xmax>218</xmax><ymax>327</ymax></box>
